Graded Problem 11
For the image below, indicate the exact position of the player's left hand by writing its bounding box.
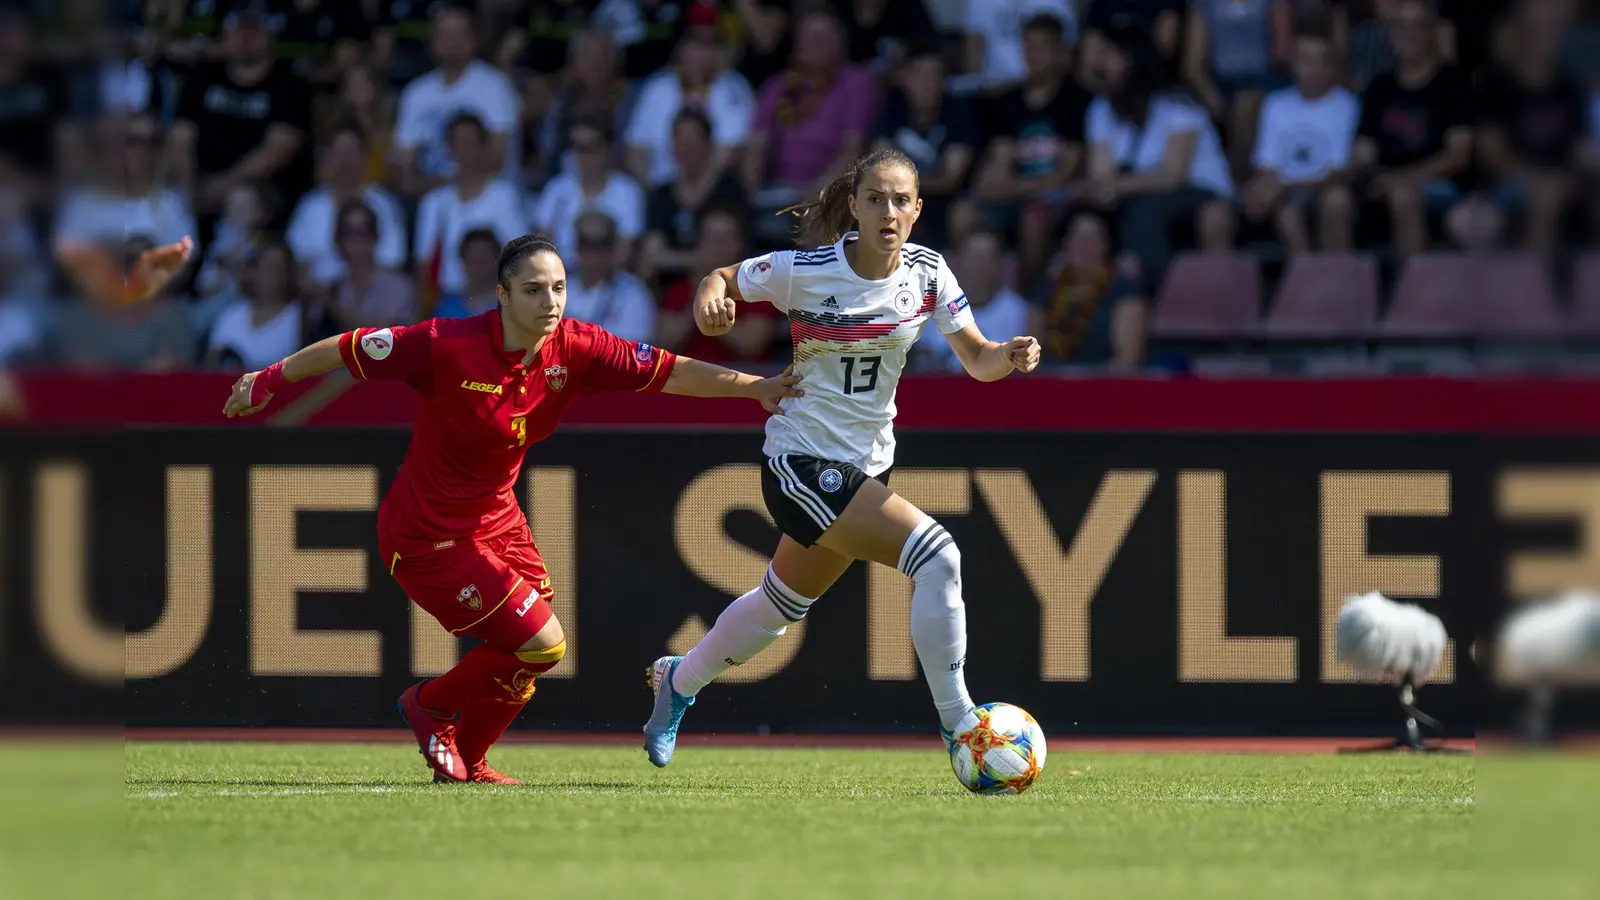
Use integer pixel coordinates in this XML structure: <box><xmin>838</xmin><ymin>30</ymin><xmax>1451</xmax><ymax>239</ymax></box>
<box><xmin>223</xmin><ymin>370</ymin><xmax>272</xmax><ymax>418</ymax></box>
<box><xmin>748</xmin><ymin>364</ymin><xmax>804</xmax><ymax>415</ymax></box>
<box><xmin>1002</xmin><ymin>336</ymin><xmax>1040</xmax><ymax>374</ymax></box>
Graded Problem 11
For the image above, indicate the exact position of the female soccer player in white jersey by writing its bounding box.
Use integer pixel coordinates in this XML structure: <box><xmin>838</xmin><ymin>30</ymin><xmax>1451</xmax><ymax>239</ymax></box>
<box><xmin>643</xmin><ymin>148</ymin><xmax>1041</xmax><ymax>766</ymax></box>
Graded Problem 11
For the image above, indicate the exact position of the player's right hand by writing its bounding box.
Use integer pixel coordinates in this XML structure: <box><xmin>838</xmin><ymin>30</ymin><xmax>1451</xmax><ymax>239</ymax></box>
<box><xmin>223</xmin><ymin>371</ymin><xmax>272</xmax><ymax>418</ymax></box>
<box><xmin>697</xmin><ymin>294</ymin><xmax>737</xmax><ymax>336</ymax></box>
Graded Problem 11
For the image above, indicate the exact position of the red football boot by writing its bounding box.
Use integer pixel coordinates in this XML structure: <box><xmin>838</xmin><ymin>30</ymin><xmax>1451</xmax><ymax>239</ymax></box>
<box><xmin>397</xmin><ymin>682</ymin><xmax>468</xmax><ymax>782</ymax></box>
<box><xmin>435</xmin><ymin>762</ymin><xmax>524</xmax><ymax>785</ymax></box>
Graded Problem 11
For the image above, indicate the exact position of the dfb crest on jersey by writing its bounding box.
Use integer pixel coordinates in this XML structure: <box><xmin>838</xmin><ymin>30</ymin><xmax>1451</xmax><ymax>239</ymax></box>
<box><xmin>456</xmin><ymin>584</ymin><xmax>483</xmax><ymax>611</ymax></box>
<box><xmin>544</xmin><ymin>364</ymin><xmax>568</xmax><ymax>392</ymax></box>
<box><xmin>893</xmin><ymin>289</ymin><xmax>917</xmax><ymax>316</ymax></box>
<box><xmin>818</xmin><ymin>468</ymin><xmax>845</xmax><ymax>493</ymax></box>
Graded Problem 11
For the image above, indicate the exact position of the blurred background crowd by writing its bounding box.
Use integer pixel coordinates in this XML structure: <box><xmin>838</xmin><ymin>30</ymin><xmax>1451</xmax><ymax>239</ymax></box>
<box><xmin>0</xmin><ymin>0</ymin><xmax>1597</xmax><ymax>384</ymax></box>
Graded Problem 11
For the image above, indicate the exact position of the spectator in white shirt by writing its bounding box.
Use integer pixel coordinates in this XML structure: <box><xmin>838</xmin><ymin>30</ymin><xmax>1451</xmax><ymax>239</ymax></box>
<box><xmin>623</xmin><ymin>5</ymin><xmax>755</xmax><ymax>187</ymax></box>
<box><xmin>286</xmin><ymin>122</ymin><xmax>408</xmax><ymax>287</ymax></box>
<box><xmin>1085</xmin><ymin>33</ymin><xmax>1236</xmax><ymax>280</ymax></box>
<box><xmin>962</xmin><ymin>0</ymin><xmax>1078</xmax><ymax>93</ymax></box>
<box><xmin>56</xmin><ymin>112</ymin><xmax>195</xmax><ymax>255</ymax></box>
<box><xmin>414</xmin><ymin>113</ymin><xmax>528</xmax><ymax>297</ymax></box>
<box><xmin>562</xmin><ymin>210</ymin><xmax>657</xmax><ymax>344</ymax></box>
<box><xmin>393</xmin><ymin>5</ymin><xmax>522</xmax><ymax>197</ymax></box>
<box><xmin>205</xmin><ymin>241</ymin><xmax>304</xmax><ymax>371</ymax></box>
<box><xmin>529</xmin><ymin>112</ymin><xmax>647</xmax><ymax>261</ymax></box>
<box><xmin>915</xmin><ymin>230</ymin><xmax>1034</xmax><ymax>372</ymax></box>
<box><xmin>1240</xmin><ymin>29</ymin><xmax>1360</xmax><ymax>253</ymax></box>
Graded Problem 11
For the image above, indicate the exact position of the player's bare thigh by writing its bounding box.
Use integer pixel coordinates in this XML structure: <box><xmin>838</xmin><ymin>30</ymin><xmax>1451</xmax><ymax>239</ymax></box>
<box><xmin>812</xmin><ymin>477</ymin><xmax>925</xmax><ymax>569</ymax></box>
<box><xmin>770</xmin><ymin>535</ymin><xmax>855</xmax><ymax>597</ymax></box>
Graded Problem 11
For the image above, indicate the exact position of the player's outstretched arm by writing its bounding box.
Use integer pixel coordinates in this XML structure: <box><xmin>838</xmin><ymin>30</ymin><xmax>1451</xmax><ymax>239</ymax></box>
<box><xmin>943</xmin><ymin>324</ymin><xmax>1041</xmax><ymax>382</ymax></box>
<box><xmin>661</xmin><ymin>358</ymin><xmax>804</xmax><ymax>415</ymax></box>
<box><xmin>221</xmin><ymin>335</ymin><xmax>346</xmax><ymax>418</ymax></box>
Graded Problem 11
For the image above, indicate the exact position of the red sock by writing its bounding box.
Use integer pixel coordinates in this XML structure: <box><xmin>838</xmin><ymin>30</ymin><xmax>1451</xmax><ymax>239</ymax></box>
<box><xmin>456</xmin><ymin>698</ymin><xmax>529</xmax><ymax>767</ymax></box>
<box><xmin>417</xmin><ymin>645</ymin><xmax>525</xmax><ymax>714</ymax></box>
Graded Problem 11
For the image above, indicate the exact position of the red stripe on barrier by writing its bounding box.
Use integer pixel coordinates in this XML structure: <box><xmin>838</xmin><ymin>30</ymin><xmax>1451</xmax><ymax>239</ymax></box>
<box><xmin>8</xmin><ymin>373</ymin><xmax>1599</xmax><ymax>432</ymax></box>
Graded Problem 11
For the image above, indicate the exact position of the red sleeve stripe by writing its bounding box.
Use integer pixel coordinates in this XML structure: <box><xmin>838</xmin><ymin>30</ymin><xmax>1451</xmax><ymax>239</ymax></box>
<box><xmin>342</xmin><ymin>329</ymin><xmax>369</xmax><ymax>380</ymax></box>
<box><xmin>637</xmin><ymin>350</ymin><xmax>675</xmax><ymax>393</ymax></box>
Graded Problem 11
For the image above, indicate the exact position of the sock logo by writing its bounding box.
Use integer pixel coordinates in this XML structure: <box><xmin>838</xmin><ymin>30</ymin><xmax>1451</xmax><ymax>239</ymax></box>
<box><xmin>950</xmin><ymin>655</ymin><xmax>966</xmax><ymax>672</ymax></box>
<box><xmin>724</xmin><ymin>657</ymin><xmax>743</xmax><ymax>667</ymax></box>
<box><xmin>492</xmin><ymin>669</ymin><xmax>538</xmax><ymax>703</ymax></box>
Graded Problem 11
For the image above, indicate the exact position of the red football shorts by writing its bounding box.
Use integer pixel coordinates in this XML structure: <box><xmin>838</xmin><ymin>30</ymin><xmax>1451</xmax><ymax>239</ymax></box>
<box><xmin>387</xmin><ymin>525</ymin><xmax>555</xmax><ymax>652</ymax></box>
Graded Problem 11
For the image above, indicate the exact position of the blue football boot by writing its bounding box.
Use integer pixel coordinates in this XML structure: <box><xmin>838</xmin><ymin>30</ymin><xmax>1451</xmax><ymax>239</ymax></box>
<box><xmin>643</xmin><ymin>655</ymin><xmax>695</xmax><ymax>767</ymax></box>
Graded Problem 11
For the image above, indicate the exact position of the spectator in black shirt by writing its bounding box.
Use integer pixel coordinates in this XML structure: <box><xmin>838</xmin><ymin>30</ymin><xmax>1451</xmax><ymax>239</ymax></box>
<box><xmin>871</xmin><ymin>40</ymin><xmax>979</xmax><ymax>248</ymax></box>
<box><xmin>831</xmin><ymin>0</ymin><xmax>935</xmax><ymax>76</ymax></box>
<box><xmin>1472</xmin><ymin>6</ymin><xmax>1587</xmax><ymax>253</ymax></box>
<box><xmin>169</xmin><ymin>2</ymin><xmax>313</xmax><ymax>218</ymax></box>
<box><xmin>638</xmin><ymin>108</ymin><xmax>747</xmax><ymax>285</ymax></box>
<box><xmin>959</xmin><ymin>14</ymin><xmax>1091</xmax><ymax>291</ymax></box>
<box><xmin>1350</xmin><ymin>0</ymin><xmax>1472</xmax><ymax>260</ymax></box>
<box><xmin>0</xmin><ymin>8</ymin><xmax>67</xmax><ymax>199</ymax></box>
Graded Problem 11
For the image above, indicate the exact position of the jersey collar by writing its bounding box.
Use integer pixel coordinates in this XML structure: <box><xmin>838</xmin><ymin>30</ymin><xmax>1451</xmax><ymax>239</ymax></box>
<box><xmin>488</xmin><ymin>307</ymin><xmax>542</xmax><ymax>371</ymax></box>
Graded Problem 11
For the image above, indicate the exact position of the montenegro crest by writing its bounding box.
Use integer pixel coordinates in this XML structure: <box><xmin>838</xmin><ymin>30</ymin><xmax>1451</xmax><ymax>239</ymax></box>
<box><xmin>493</xmin><ymin>668</ymin><xmax>539</xmax><ymax>703</ymax></box>
<box><xmin>456</xmin><ymin>584</ymin><xmax>483</xmax><ymax>611</ymax></box>
<box><xmin>544</xmin><ymin>364</ymin><xmax>568</xmax><ymax>392</ymax></box>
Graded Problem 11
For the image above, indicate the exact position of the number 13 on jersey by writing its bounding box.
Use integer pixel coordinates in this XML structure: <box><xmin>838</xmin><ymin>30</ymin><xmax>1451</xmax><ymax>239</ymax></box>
<box><xmin>840</xmin><ymin>355</ymin><xmax>882</xmax><ymax>395</ymax></box>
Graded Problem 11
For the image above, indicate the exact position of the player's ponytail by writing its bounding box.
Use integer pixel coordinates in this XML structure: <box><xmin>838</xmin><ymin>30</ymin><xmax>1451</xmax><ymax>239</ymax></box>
<box><xmin>779</xmin><ymin>147</ymin><xmax>920</xmax><ymax>249</ymax></box>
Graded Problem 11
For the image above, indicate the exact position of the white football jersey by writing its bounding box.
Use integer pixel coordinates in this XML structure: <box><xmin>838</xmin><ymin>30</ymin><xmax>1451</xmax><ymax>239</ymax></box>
<box><xmin>736</xmin><ymin>232</ymin><xmax>975</xmax><ymax>475</ymax></box>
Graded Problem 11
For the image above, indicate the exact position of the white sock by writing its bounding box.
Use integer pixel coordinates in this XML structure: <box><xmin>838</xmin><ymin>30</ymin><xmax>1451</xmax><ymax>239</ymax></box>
<box><xmin>672</xmin><ymin>567</ymin><xmax>817</xmax><ymax>698</ymax></box>
<box><xmin>899</xmin><ymin>518</ymin><xmax>975</xmax><ymax>732</ymax></box>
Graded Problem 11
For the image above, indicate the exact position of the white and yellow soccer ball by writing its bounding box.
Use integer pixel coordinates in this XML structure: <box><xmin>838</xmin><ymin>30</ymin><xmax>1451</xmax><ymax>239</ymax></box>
<box><xmin>948</xmin><ymin>702</ymin><xmax>1047</xmax><ymax>795</ymax></box>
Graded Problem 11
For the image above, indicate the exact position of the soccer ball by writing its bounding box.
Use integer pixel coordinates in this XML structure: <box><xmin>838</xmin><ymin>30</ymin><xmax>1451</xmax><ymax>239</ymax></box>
<box><xmin>947</xmin><ymin>702</ymin><xmax>1047</xmax><ymax>795</ymax></box>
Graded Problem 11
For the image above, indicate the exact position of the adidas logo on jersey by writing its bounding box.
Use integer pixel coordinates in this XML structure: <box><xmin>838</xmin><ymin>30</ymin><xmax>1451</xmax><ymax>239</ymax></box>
<box><xmin>821</xmin><ymin>296</ymin><xmax>839</xmax><ymax>309</ymax></box>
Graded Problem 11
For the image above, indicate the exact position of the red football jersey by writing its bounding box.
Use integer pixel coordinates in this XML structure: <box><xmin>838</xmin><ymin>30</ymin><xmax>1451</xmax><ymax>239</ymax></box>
<box><xmin>338</xmin><ymin>310</ymin><xmax>677</xmax><ymax>558</ymax></box>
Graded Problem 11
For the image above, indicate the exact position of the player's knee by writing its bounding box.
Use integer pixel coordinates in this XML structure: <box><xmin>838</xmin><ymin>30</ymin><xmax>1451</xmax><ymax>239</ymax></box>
<box><xmin>515</xmin><ymin>639</ymin><xmax>566</xmax><ymax>666</ymax></box>
<box><xmin>899</xmin><ymin>518</ymin><xmax>961</xmax><ymax>585</ymax></box>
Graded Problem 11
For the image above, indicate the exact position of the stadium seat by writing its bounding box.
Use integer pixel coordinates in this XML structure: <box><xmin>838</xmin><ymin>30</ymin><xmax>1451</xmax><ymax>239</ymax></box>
<box><xmin>1475</xmin><ymin>254</ymin><xmax>1564</xmax><ymax>337</ymax></box>
<box><xmin>1572</xmin><ymin>253</ymin><xmax>1600</xmax><ymax>334</ymax></box>
<box><xmin>1151</xmin><ymin>252</ymin><xmax>1262</xmax><ymax>339</ymax></box>
<box><xmin>1258</xmin><ymin>253</ymin><xmax>1380</xmax><ymax>338</ymax></box>
<box><xmin>1377</xmin><ymin>254</ymin><xmax>1479</xmax><ymax>338</ymax></box>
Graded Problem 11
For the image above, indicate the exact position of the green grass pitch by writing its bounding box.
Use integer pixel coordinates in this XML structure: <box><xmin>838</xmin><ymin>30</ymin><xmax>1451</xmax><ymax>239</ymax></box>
<box><xmin>106</xmin><ymin>741</ymin><xmax>1483</xmax><ymax>898</ymax></box>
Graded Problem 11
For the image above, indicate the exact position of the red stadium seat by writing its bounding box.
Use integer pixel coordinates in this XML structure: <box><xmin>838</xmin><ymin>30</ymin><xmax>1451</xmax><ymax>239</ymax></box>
<box><xmin>1476</xmin><ymin>254</ymin><xmax>1564</xmax><ymax>337</ymax></box>
<box><xmin>1258</xmin><ymin>253</ymin><xmax>1380</xmax><ymax>338</ymax></box>
<box><xmin>1378</xmin><ymin>254</ymin><xmax>1479</xmax><ymax>338</ymax></box>
<box><xmin>1572</xmin><ymin>253</ymin><xmax>1600</xmax><ymax>334</ymax></box>
<box><xmin>1151</xmin><ymin>252</ymin><xmax>1262</xmax><ymax>339</ymax></box>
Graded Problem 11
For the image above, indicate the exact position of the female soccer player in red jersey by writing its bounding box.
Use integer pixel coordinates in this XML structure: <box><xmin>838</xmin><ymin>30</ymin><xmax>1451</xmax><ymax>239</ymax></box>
<box><xmin>223</xmin><ymin>232</ymin><xmax>802</xmax><ymax>784</ymax></box>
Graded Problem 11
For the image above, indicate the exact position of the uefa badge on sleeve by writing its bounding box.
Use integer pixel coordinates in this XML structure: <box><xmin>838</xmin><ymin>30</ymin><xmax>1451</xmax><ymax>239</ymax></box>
<box><xmin>361</xmin><ymin>328</ymin><xmax>394</xmax><ymax>360</ymax></box>
<box><xmin>544</xmin><ymin>365</ymin><xmax>568</xmax><ymax>392</ymax></box>
<box><xmin>636</xmin><ymin>343</ymin><xmax>654</xmax><ymax>363</ymax></box>
<box><xmin>747</xmin><ymin>259</ymin><xmax>773</xmax><ymax>284</ymax></box>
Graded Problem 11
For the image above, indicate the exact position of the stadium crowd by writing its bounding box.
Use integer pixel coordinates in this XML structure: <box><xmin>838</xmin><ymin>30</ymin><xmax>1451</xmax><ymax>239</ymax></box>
<box><xmin>0</xmin><ymin>0</ymin><xmax>1597</xmax><ymax>379</ymax></box>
